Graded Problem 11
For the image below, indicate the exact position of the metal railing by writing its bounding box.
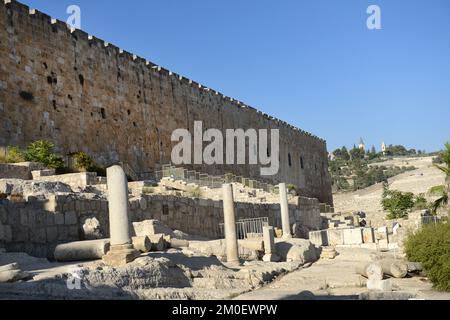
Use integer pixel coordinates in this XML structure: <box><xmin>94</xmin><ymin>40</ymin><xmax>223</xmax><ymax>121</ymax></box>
<box><xmin>219</xmin><ymin>217</ymin><xmax>269</xmax><ymax>239</ymax></box>
<box><xmin>420</xmin><ymin>216</ymin><xmax>441</xmax><ymax>226</ymax></box>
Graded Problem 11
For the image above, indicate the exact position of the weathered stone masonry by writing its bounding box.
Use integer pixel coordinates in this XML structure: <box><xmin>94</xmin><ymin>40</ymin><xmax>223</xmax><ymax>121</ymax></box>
<box><xmin>0</xmin><ymin>1</ymin><xmax>332</xmax><ymax>205</ymax></box>
<box><xmin>0</xmin><ymin>194</ymin><xmax>321</xmax><ymax>258</ymax></box>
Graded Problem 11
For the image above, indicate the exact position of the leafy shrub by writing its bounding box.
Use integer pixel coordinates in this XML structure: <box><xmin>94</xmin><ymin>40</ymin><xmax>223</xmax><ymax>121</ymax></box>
<box><xmin>413</xmin><ymin>194</ymin><xmax>431</xmax><ymax>211</ymax></box>
<box><xmin>73</xmin><ymin>152</ymin><xmax>96</xmax><ymax>172</ymax></box>
<box><xmin>5</xmin><ymin>146</ymin><xmax>25</xmax><ymax>163</ymax></box>
<box><xmin>381</xmin><ymin>184</ymin><xmax>415</xmax><ymax>219</ymax></box>
<box><xmin>24</xmin><ymin>140</ymin><xmax>64</xmax><ymax>169</ymax></box>
<box><xmin>404</xmin><ymin>222</ymin><xmax>450</xmax><ymax>291</ymax></box>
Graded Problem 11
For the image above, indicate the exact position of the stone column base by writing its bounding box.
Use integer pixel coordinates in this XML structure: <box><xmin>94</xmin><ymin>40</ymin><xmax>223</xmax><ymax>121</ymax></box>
<box><xmin>102</xmin><ymin>244</ymin><xmax>140</xmax><ymax>267</ymax></box>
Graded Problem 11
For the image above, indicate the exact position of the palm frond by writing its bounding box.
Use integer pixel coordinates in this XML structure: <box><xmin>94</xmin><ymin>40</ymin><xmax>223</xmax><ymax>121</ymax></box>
<box><xmin>433</xmin><ymin>164</ymin><xmax>450</xmax><ymax>178</ymax></box>
<box><xmin>432</xmin><ymin>195</ymin><xmax>448</xmax><ymax>214</ymax></box>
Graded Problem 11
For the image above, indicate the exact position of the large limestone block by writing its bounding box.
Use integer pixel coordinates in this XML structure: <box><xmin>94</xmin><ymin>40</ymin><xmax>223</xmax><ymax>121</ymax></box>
<box><xmin>327</xmin><ymin>229</ymin><xmax>344</xmax><ymax>246</ymax></box>
<box><xmin>274</xmin><ymin>238</ymin><xmax>319</xmax><ymax>263</ymax></box>
<box><xmin>343</xmin><ymin>228</ymin><xmax>363</xmax><ymax>245</ymax></box>
<box><xmin>132</xmin><ymin>220</ymin><xmax>175</xmax><ymax>238</ymax></box>
<box><xmin>238</xmin><ymin>239</ymin><xmax>264</xmax><ymax>252</ymax></box>
<box><xmin>367</xmin><ymin>279</ymin><xmax>392</xmax><ymax>291</ymax></box>
<box><xmin>362</xmin><ymin>227</ymin><xmax>375</xmax><ymax>243</ymax></box>
<box><xmin>54</xmin><ymin>239</ymin><xmax>111</xmax><ymax>262</ymax></box>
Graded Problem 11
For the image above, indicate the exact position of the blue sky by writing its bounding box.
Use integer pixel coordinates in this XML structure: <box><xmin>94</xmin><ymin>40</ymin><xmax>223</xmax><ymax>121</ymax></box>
<box><xmin>20</xmin><ymin>0</ymin><xmax>450</xmax><ymax>152</ymax></box>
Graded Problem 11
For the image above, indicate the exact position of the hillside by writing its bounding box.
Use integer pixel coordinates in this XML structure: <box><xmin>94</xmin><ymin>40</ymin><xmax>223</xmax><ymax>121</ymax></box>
<box><xmin>333</xmin><ymin>156</ymin><xmax>446</xmax><ymax>226</ymax></box>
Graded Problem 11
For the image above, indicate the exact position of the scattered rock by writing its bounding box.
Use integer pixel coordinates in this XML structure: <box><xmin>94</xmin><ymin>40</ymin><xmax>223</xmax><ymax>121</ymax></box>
<box><xmin>82</xmin><ymin>217</ymin><xmax>103</xmax><ymax>240</ymax></box>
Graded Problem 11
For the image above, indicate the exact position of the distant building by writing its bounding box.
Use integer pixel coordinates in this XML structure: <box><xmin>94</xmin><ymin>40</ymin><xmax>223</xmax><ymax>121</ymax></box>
<box><xmin>358</xmin><ymin>138</ymin><xmax>366</xmax><ymax>151</ymax></box>
<box><xmin>381</xmin><ymin>142</ymin><xmax>387</xmax><ymax>155</ymax></box>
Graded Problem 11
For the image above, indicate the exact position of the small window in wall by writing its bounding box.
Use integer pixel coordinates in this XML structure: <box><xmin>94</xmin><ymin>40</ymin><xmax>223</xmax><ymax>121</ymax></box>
<box><xmin>288</xmin><ymin>153</ymin><xmax>292</xmax><ymax>167</ymax></box>
<box><xmin>300</xmin><ymin>157</ymin><xmax>304</xmax><ymax>169</ymax></box>
<box><xmin>100</xmin><ymin>108</ymin><xmax>106</xmax><ymax>119</ymax></box>
<box><xmin>162</xmin><ymin>205</ymin><xmax>169</xmax><ymax>215</ymax></box>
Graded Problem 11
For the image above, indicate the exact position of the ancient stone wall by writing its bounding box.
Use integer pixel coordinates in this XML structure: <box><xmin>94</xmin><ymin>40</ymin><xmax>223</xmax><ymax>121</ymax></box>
<box><xmin>0</xmin><ymin>1</ymin><xmax>332</xmax><ymax>205</ymax></box>
<box><xmin>0</xmin><ymin>193</ymin><xmax>322</xmax><ymax>258</ymax></box>
<box><xmin>33</xmin><ymin>172</ymin><xmax>97</xmax><ymax>189</ymax></box>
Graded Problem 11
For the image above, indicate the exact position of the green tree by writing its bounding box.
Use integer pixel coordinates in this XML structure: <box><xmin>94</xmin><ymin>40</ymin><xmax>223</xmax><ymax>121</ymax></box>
<box><xmin>25</xmin><ymin>140</ymin><xmax>64</xmax><ymax>169</ymax></box>
<box><xmin>381</xmin><ymin>183</ymin><xmax>415</xmax><ymax>219</ymax></box>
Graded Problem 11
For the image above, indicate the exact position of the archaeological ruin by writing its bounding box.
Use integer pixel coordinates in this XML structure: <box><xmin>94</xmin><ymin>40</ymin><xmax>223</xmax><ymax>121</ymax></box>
<box><xmin>1</xmin><ymin>0</ymin><xmax>447</xmax><ymax>302</ymax></box>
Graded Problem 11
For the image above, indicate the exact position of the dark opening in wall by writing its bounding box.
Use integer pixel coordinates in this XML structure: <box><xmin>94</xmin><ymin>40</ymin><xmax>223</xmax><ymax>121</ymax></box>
<box><xmin>300</xmin><ymin>157</ymin><xmax>304</xmax><ymax>169</ymax></box>
<box><xmin>43</xmin><ymin>62</ymin><xmax>48</xmax><ymax>69</ymax></box>
<box><xmin>52</xmin><ymin>100</ymin><xmax>57</xmax><ymax>110</ymax></box>
<box><xmin>19</xmin><ymin>90</ymin><xmax>34</xmax><ymax>101</ymax></box>
<box><xmin>78</xmin><ymin>74</ymin><xmax>84</xmax><ymax>86</ymax></box>
<box><xmin>100</xmin><ymin>108</ymin><xmax>106</xmax><ymax>119</ymax></box>
<box><xmin>267</xmin><ymin>148</ymin><xmax>270</xmax><ymax>157</ymax></box>
<box><xmin>47</xmin><ymin>76</ymin><xmax>53</xmax><ymax>84</ymax></box>
<box><xmin>68</xmin><ymin>94</ymin><xmax>73</xmax><ymax>101</ymax></box>
<box><xmin>288</xmin><ymin>153</ymin><xmax>292</xmax><ymax>167</ymax></box>
<box><xmin>133</xmin><ymin>122</ymin><xmax>137</xmax><ymax>127</ymax></box>
<box><xmin>315</xmin><ymin>163</ymin><xmax>317</xmax><ymax>171</ymax></box>
<box><xmin>162</xmin><ymin>205</ymin><xmax>169</xmax><ymax>215</ymax></box>
<box><xmin>127</xmin><ymin>109</ymin><xmax>131</xmax><ymax>115</ymax></box>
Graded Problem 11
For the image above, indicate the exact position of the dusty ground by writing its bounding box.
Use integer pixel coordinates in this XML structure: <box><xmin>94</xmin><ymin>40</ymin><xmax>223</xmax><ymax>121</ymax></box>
<box><xmin>2</xmin><ymin>241</ymin><xmax>448</xmax><ymax>300</ymax></box>
<box><xmin>333</xmin><ymin>156</ymin><xmax>446</xmax><ymax>226</ymax></box>
<box><xmin>235</xmin><ymin>247</ymin><xmax>450</xmax><ymax>300</ymax></box>
<box><xmin>0</xmin><ymin>248</ymin><xmax>306</xmax><ymax>300</ymax></box>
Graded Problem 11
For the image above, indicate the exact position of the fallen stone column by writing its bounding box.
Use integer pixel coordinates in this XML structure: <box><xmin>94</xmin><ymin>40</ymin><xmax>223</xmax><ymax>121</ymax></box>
<box><xmin>147</xmin><ymin>234</ymin><xmax>166</xmax><ymax>251</ymax></box>
<box><xmin>279</xmin><ymin>183</ymin><xmax>292</xmax><ymax>239</ymax></box>
<box><xmin>356</xmin><ymin>262</ymin><xmax>383</xmax><ymax>280</ymax></box>
<box><xmin>0</xmin><ymin>263</ymin><xmax>30</xmax><ymax>283</ymax></box>
<box><xmin>0</xmin><ymin>263</ymin><xmax>19</xmax><ymax>273</ymax></box>
<box><xmin>131</xmin><ymin>236</ymin><xmax>151</xmax><ymax>253</ymax></box>
<box><xmin>54</xmin><ymin>239</ymin><xmax>111</xmax><ymax>262</ymax></box>
<box><xmin>222</xmin><ymin>183</ymin><xmax>239</xmax><ymax>264</ymax></box>
<box><xmin>102</xmin><ymin>165</ymin><xmax>140</xmax><ymax>266</ymax></box>
<box><xmin>379</xmin><ymin>259</ymin><xmax>408</xmax><ymax>278</ymax></box>
<box><xmin>169</xmin><ymin>238</ymin><xmax>189</xmax><ymax>249</ymax></box>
